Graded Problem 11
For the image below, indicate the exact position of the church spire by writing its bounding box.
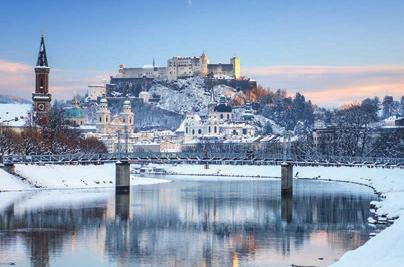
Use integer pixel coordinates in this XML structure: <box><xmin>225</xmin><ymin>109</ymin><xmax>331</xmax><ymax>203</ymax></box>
<box><xmin>36</xmin><ymin>34</ymin><xmax>48</xmax><ymax>67</ymax></box>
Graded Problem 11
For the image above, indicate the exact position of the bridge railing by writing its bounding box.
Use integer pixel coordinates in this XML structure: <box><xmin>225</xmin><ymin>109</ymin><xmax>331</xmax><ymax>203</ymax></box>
<box><xmin>2</xmin><ymin>152</ymin><xmax>403</xmax><ymax>166</ymax></box>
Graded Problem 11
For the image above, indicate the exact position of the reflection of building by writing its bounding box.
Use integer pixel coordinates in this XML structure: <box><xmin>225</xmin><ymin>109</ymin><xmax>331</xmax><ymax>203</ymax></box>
<box><xmin>96</xmin><ymin>99</ymin><xmax>134</xmax><ymax>134</ymax></box>
<box><xmin>32</xmin><ymin>35</ymin><xmax>52</xmax><ymax>125</ymax></box>
<box><xmin>64</xmin><ymin>97</ymin><xmax>87</xmax><ymax>126</ymax></box>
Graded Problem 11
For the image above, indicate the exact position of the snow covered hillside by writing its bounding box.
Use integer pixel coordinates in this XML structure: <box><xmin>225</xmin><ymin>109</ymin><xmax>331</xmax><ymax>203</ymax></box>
<box><xmin>0</xmin><ymin>95</ymin><xmax>31</xmax><ymax>104</ymax></box>
<box><xmin>149</xmin><ymin>77</ymin><xmax>241</xmax><ymax>115</ymax></box>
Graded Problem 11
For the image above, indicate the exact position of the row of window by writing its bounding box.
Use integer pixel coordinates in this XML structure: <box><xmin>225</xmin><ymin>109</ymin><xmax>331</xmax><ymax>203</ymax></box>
<box><xmin>185</xmin><ymin>126</ymin><xmax>218</xmax><ymax>135</ymax></box>
<box><xmin>98</xmin><ymin>117</ymin><xmax>132</xmax><ymax>124</ymax></box>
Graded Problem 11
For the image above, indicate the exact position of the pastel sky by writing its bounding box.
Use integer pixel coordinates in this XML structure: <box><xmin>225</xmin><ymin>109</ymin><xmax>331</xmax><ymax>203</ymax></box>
<box><xmin>0</xmin><ymin>0</ymin><xmax>403</xmax><ymax>106</ymax></box>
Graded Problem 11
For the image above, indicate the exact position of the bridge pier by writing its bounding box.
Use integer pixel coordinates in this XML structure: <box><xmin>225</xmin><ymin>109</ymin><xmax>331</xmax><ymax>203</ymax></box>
<box><xmin>281</xmin><ymin>162</ymin><xmax>293</xmax><ymax>195</ymax></box>
<box><xmin>116</xmin><ymin>161</ymin><xmax>130</xmax><ymax>193</ymax></box>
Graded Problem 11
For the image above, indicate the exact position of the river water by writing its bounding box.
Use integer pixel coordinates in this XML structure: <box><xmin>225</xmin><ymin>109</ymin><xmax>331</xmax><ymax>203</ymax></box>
<box><xmin>0</xmin><ymin>176</ymin><xmax>377</xmax><ymax>267</ymax></box>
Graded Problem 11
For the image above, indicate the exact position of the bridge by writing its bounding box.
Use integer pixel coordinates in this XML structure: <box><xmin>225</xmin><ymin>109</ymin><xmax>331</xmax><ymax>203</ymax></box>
<box><xmin>1</xmin><ymin>152</ymin><xmax>403</xmax><ymax>196</ymax></box>
<box><xmin>2</xmin><ymin>152</ymin><xmax>403</xmax><ymax>167</ymax></box>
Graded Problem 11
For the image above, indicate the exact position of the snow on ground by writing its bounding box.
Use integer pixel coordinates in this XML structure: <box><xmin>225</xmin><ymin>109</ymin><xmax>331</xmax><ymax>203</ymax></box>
<box><xmin>0</xmin><ymin>169</ymin><xmax>32</xmax><ymax>191</ymax></box>
<box><xmin>0</xmin><ymin>103</ymin><xmax>31</xmax><ymax>127</ymax></box>
<box><xmin>161</xmin><ymin>163</ymin><xmax>404</xmax><ymax>267</ymax></box>
<box><xmin>12</xmin><ymin>164</ymin><xmax>170</xmax><ymax>190</ymax></box>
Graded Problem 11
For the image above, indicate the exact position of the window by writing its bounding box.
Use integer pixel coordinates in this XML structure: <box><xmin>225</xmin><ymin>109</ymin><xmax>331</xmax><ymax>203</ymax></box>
<box><xmin>227</xmin><ymin>114</ymin><xmax>230</xmax><ymax>120</ymax></box>
<box><xmin>198</xmin><ymin>129</ymin><xmax>202</xmax><ymax>134</ymax></box>
<box><xmin>220</xmin><ymin>114</ymin><xmax>224</xmax><ymax>119</ymax></box>
<box><xmin>208</xmin><ymin>126</ymin><xmax>211</xmax><ymax>133</ymax></box>
<box><xmin>106</xmin><ymin>117</ymin><xmax>108</xmax><ymax>122</ymax></box>
<box><xmin>192</xmin><ymin>129</ymin><xmax>195</xmax><ymax>135</ymax></box>
<box><xmin>186</xmin><ymin>127</ymin><xmax>189</xmax><ymax>134</ymax></box>
<box><xmin>123</xmin><ymin>118</ymin><xmax>125</xmax><ymax>123</ymax></box>
<box><xmin>214</xmin><ymin>126</ymin><xmax>217</xmax><ymax>133</ymax></box>
<box><xmin>99</xmin><ymin>117</ymin><xmax>102</xmax><ymax>122</ymax></box>
<box><xmin>243</xmin><ymin>129</ymin><xmax>247</xmax><ymax>135</ymax></box>
<box><xmin>233</xmin><ymin>130</ymin><xmax>237</xmax><ymax>135</ymax></box>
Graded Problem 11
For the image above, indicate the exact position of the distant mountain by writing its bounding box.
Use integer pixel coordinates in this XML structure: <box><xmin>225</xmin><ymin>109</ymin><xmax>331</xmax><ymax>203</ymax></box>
<box><xmin>0</xmin><ymin>95</ymin><xmax>31</xmax><ymax>104</ymax></box>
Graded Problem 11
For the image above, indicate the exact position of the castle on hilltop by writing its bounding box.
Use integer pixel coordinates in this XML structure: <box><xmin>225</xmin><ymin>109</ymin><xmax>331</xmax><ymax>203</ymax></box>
<box><xmin>116</xmin><ymin>52</ymin><xmax>240</xmax><ymax>81</ymax></box>
<box><xmin>167</xmin><ymin>52</ymin><xmax>240</xmax><ymax>80</ymax></box>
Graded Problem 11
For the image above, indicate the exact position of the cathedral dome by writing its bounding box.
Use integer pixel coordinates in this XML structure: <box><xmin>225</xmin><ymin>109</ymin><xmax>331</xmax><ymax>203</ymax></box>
<box><xmin>214</xmin><ymin>103</ymin><xmax>232</xmax><ymax>113</ymax></box>
<box><xmin>123</xmin><ymin>100</ymin><xmax>131</xmax><ymax>105</ymax></box>
<box><xmin>64</xmin><ymin>107</ymin><xmax>86</xmax><ymax>119</ymax></box>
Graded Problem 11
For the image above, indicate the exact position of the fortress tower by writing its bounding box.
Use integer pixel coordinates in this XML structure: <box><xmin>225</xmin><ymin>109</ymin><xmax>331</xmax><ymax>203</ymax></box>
<box><xmin>200</xmin><ymin>52</ymin><xmax>209</xmax><ymax>76</ymax></box>
<box><xmin>230</xmin><ymin>57</ymin><xmax>240</xmax><ymax>79</ymax></box>
<box><xmin>32</xmin><ymin>35</ymin><xmax>52</xmax><ymax>125</ymax></box>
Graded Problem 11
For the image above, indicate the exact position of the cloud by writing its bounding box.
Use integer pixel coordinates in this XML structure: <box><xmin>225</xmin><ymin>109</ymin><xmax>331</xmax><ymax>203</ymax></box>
<box><xmin>243</xmin><ymin>65</ymin><xmax>404</xmax><ymax>107</ymax></box>
<box><xmin>0</xmin><ymin>58</ymin><xmax>111</xmax><ymax>100</ymax></box>
<box><xmin>0</xmin><ymin>59</ymin><xmax>31</xmax><ymax>73</ymax></box>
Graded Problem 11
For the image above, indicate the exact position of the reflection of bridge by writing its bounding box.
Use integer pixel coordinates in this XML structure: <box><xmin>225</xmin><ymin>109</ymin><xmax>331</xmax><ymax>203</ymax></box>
<box><xmin>2</xmin><ymin>152</ymin><xmax>403</xmax><ymax>167</ymax></box>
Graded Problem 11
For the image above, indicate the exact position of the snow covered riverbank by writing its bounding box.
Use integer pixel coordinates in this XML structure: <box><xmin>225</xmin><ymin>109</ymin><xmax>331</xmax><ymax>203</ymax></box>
<box><xmin>0</xmin><ymin>164</ymin><xmax>170</xmax><ymax>191</ymax></box>
<box><xmin>161</xmin><ymin>163</ymin><xmax>404</xmax><ymax>267</ymax></box>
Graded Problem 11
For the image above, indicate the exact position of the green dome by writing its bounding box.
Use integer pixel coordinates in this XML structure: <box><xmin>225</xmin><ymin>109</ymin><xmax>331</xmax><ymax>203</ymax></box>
<box><xmin>64</xmin><ymin>107</ymin><xmax>86</xmax><ymax>119</ymax></box>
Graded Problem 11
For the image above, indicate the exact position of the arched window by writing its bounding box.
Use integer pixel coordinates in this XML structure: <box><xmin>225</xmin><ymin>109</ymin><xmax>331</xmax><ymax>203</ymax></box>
<box><xmin>198</xmin><ymin>129</ymin><xmax>202</xmax><ymax>134</ymax></box>
<box><xmin>192</xmin><ymin>129</ymin><xmax>195</xmax><ymax>135</ymax></box>
<box><xmin>186</xmin><ymin>127</ymin><xmax>189</xmax><ymax>134</ymax></box>
<box><xmin>227</xmin><ymin>114</ymin><xmax>230</xmax><ymax>120</ymax></box>
<box><xmin>106</xmin><ymin>117</ymin><xmax>108</xmax><ymax>123</ymax></box>
<box><xmin>214</xmin><ymin>126</ymin><xmax>217</xmax><ymax>133</ymax></box>
<box><xmin>123</xmin><ymin>118</ymin><xmax>125</xmax><ymax>123</ymax></box>
<box><xmin>220</xmin><ymin>114</ymin><xmax>224</xmax><ymax>119</ymax></box>
<box><xmin>99</xmin><ymin>117</ymin><xmax>102</xmax><ymax>122</ymax></box>
<box><xmin>208</xmin><ymin>126</ymin><xmax>211</xmax><ymax>133</ymax></box>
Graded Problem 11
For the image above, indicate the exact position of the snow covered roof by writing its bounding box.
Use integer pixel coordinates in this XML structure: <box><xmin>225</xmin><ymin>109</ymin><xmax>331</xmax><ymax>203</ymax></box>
<box><xmin>0</xmin><ymin>104</ymin><xmax>31</xmax><ymax>127</ymax></box>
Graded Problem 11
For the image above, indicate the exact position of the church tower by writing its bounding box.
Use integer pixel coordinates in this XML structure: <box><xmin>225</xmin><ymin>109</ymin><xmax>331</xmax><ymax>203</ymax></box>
<box><xmin>121</xmin><ymin>100</ymin><xmax>134</xmax><ymax>134</ymax></box>
<box><xmin>32</xmin><ymin>35</ymin><xmax>52</xmax><ymax>125</ymax></box>
<box><xmin>96</xmin><ymin>98</ymin><xmax>111</xmax><ymax>134</ymax></box>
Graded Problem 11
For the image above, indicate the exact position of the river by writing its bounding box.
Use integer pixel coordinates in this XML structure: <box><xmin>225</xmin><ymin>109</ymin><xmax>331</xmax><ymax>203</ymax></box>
<box><xmin>0</xmin><ymin>176</ymin><xmax>378</xmax><ymax>267</ymax></box>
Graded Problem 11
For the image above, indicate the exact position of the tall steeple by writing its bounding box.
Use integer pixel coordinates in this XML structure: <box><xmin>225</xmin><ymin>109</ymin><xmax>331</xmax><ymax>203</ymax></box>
<box><xmin>33</xmin><ymin>35</ymin><xmax>52</xmax><ymax>126</ymax></box>
<box><xmin>36</xmin><ymin>34</ymin><xmax>48</xmax><ymax>67</ymax></box>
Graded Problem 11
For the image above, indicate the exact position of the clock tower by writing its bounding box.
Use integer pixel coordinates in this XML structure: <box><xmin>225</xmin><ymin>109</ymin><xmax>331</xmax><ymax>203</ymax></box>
<box><xmin>32</xmin><ymin>35</ymin><xmax>52</xmax><ymax>125</ymax></box>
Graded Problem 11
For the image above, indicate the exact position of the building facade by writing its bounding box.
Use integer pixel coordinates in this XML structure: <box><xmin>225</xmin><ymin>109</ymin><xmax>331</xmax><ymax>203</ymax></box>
<box><xmin>180</xmin><ymin>98</ymin><xmax>255</xmax><ymax>142</ymax></box>
<box><xmin>96</xmin><ymin>99</ymin><xmax>134</xmax><ymax>135</ymax></box>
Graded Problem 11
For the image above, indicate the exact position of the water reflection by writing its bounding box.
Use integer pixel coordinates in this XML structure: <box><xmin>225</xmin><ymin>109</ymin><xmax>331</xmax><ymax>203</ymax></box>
<box><xmin>0</xmin><ymin>179</ymin><xmax>376</xmax><ymax>267</ymax></box>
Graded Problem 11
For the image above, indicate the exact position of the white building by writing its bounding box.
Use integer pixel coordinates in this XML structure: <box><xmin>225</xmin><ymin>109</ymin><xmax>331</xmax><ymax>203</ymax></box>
<box><xmin>167</xmin><ymin>56</ymin><xmax>205</xmax><ymax>80</ymax></box>
<box><xmin>87</xmin><ymin>84</ymin><xmax>106</xmax><ymax>101</ymax></box>
<box><xmin>178</xmin><ymin>98</ymin><xmax>255</xmax><ymax>142</ymax></box>
<box><xmin>117</xmin><ymin>62</ymin><xmax>167</xmax><ymax>79</ymax></box>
